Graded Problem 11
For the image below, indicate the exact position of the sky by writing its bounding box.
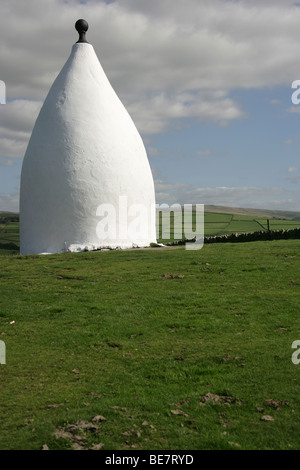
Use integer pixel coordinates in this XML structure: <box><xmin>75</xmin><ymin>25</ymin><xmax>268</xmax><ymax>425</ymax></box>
<box><xmin>1</xmin><ymin>0</ymin><xmax>300</xmax><ymax>212</ymax></box>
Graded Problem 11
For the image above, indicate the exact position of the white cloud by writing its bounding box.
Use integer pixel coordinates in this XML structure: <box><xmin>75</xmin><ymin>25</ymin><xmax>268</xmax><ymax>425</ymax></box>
<box><xmin>287</xmin><ymin>106</ymin><xmax>300</xmax><ymax>114</ymax></box>
<box><xmin>154</xmin><ymin>181</ymin><xmax>300</xmax><ymax>211</ymax></box>
<box><xmin>2</xmin><ymin>0</ymin><xmax>300</xmax><ymax>138</ymax></box>
<box><xmin>4</xmin><ymin>181</ymin><xmax>300</xmax><ymax>213</ymax></box>
<box><xmin>0</xmin><ymin>159</ymin><xmax>15</xmax><ymax>167</ymax></box>
<box><xmin>0</xmin><ymin>192</ymin><xmax>19</xmax><ymax>212</ymax></box>
<box><xmin>1</xmin><ymin>0</ymin><xmax>300</xmax><ymax>212</ymax></box>
<box><xmin>0</xmin><ymin>100</ymin><xmax>42</xmax><ymax>134</ymax></box>
<box><xmin>197</xmin><ymin>150</ymin><xmax>214</xmax><ymax>157</ymax></box>
<box><xmin>288</xmin><ymin>176</ymin><xmax>300</xmax><ymax>184</ymax></box>
<box><xmin>0</xmin><ymin>100</ymin><xmax>42</xmax><ymax>159</ymax></box>
<box><xmin>128</xmin><ymin>91</ymin><xmax>245</xmax><ymax>134</ymax></box>
<box><xmin>287</xmin><ymin>166</ymin><xmax>300</xmax><ymax>184</ymax></box>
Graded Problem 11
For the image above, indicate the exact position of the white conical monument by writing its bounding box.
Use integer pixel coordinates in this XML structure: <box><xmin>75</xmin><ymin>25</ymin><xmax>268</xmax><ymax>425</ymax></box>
<box><xmin>20</xmin><ymin>19</ymin><xmax>157</xmax><ymax>255</ymax></box>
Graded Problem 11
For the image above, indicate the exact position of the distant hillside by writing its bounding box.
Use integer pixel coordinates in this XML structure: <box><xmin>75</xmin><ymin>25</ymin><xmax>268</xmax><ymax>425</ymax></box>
<box><xmin>0</xmin><ymin>211</ymin><xmax>18</xmax><ymax>215</ymax></box>
<box><xmin>204</xmin><ymin>205</ymin><xmax>300</xmax><ymax>220</ymax></box>
<box><xmin>0</xmin><ymin>211</ymin><xmax>19</xmax><ymax>222</ymax></box>
<box><xmin>1</xmin><ymin>206</ymin><xmax>300</xmax><ymax>221</ymax></box>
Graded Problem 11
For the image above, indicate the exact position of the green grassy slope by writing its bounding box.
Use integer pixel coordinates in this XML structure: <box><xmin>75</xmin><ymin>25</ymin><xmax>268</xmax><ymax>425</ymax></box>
<box><xmin>0</xmin><ymin>236</ymin><xmax>300</xmax><ymax>450</ymax></box>
<box><xmin>158</xmin><ymin>209</ymin><xmax>300</xmax><ymax>242</ymax></box>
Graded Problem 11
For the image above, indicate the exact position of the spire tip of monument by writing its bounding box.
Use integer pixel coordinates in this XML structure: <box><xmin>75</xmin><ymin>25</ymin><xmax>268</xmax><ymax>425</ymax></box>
<box><xmin>75</xmin><ymin>19</ymin><xmax>89</xmax><ymax>43</ymax></box>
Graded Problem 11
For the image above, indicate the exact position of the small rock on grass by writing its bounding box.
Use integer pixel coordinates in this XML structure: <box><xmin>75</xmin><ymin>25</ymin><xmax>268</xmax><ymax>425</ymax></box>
<box><xmin>228</xmin><ymin>441</ymin><xmax>241</xmax><ymax>447</ymax></box>
<box><xmin>170</xmin><ymin>409</ymin><xmax>188</xmax><ymax>417</ymax></box>
<box><xmin>92</xmin><ymin>415</ymin><xmax>106</xmax><ymax>423</ymax></box>
<box><xmin>90</xmin><ymin>443</ymin><xmax>104</xmax><ymax>450</ymax></box>
<box><xmin>261</xmin><ymin>415</ymin><xmax>274</xmax><ymax>422</ymax></box>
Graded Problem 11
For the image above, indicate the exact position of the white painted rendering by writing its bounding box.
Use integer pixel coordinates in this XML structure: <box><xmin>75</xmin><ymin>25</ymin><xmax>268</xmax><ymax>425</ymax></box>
<box><xmin>20</xmin><ymin>43</ymin><xmax>156</xmax><ymax>254</ymax></box>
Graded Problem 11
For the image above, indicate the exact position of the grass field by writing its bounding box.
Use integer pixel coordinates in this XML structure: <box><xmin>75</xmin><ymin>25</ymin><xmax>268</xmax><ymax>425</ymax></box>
<box><xmin>159</xmin><ymin>210</ymin><xmax>300</xmax><ymax>241</ymax></box>
<box><xmin>204</xmin><ymin>212</ymin><xmax>300</xmax><ymax>237</ymax></box>
<box><xmin>0</xmin><ymin>211</ymin><xmax>300</xmax><ymax>450</ymax></box>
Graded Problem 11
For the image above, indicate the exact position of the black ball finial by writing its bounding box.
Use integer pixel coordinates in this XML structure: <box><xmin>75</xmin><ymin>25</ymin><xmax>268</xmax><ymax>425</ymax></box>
<box><xmin>75</xmin><ymin>19</ymin><xmax>89</xmax><ymax>43</ymax></box>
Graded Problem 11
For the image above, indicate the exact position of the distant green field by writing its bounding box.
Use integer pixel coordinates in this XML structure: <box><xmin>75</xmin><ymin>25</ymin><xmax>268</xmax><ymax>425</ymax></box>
<box><xmin>0</xmin><ymin>222</ymin><xmax>19</xmax><ymax>252</ymax></box>
<box><xmin>158</xmin><ymin>210</ymin><xmax>300</xmax><ymax>243</ymax></box>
